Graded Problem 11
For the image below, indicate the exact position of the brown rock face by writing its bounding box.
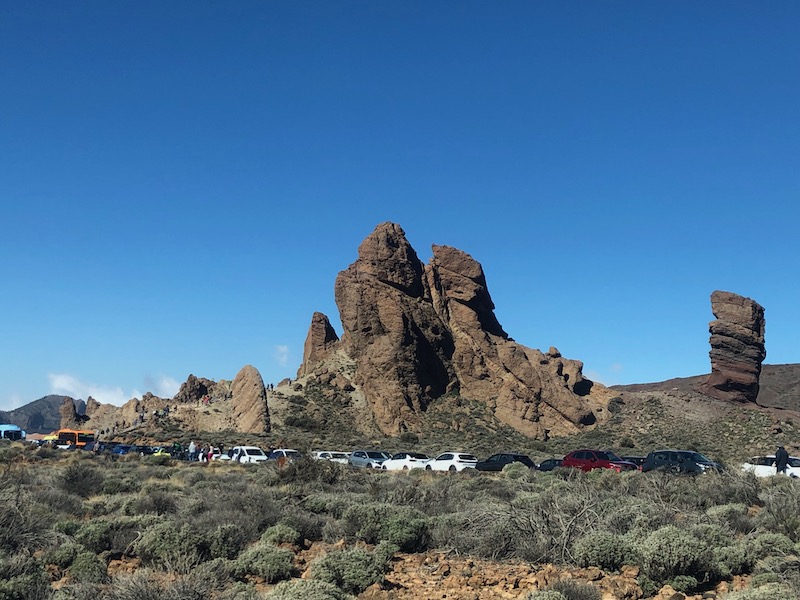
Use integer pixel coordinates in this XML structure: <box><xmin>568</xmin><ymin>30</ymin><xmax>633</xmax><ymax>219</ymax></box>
<box><xmin>330</xmin><ymin>222</ymin><xmax>607</xmax><ymax>438</ymax></box>
<box><xmin>173</xmin><ymin>374</ymin><xmax>217</xmax><ymax>404</ymax></box>
<box><xmin>59</xmin><ymin>397</ymin><xmax>85</xmax><ymax>429</ymax></box>
<box><xmin>231</xmin><ymin>365</ymin><xmax>271</xmax><ymax>433</ymax></box>
<box><xmin>700</xmin><ymin>290</ymin><xmax>766</xmax><ymax>403</ymax></box>
<box><xmin>297</xmin><ymin>312</ymin><xmax>340</xmax><ymax>377</ymax></box>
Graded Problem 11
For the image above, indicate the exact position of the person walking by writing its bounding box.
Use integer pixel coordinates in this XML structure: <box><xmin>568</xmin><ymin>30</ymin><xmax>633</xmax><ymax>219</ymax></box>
<box><xmin>775</xmin><ymin>445</ymin><xmax>790</xmax><ymax>475</ymax></box>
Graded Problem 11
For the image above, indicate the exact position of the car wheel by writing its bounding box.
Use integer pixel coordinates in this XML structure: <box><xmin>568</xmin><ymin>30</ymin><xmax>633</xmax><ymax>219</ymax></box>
<box><xmin>449</xmin><ymin>465</ymin><xmax>457</xmax><ymax>472</ymax></box>
<box><xmin>425</xmin><ymin>465</ymin><xmax>432</xmax><ymax>470</ymax></box>
<box><xmin>402</xmin><ymin>466</ymin><xmax>408</xmax><ymax>470</ymax></box>
<box><xmin>366</xmin><ymin>463</ymin><xmax>372</xmax><ymax>469</ymax></box>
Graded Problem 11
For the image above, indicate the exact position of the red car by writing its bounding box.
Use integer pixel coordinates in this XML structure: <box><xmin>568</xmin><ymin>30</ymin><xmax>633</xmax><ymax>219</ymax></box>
<box><xmin>562</xmin><ymin>449</ymin><xmax>638</xmax><ymax>473</ymax></box>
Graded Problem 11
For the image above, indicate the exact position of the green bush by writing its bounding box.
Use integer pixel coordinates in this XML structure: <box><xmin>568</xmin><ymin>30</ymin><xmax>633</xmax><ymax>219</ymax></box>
<box><xmin>128</xmin><ymin>489</ymin><xmax>178</xmax><ymax>516</ymax></box>
<box><xmin>261</xmin><ymin>523</ymin><xmax>302</xmax><ymax>546</ymax></box>
<box><xmin>725</xmin><ymin>582</ymin><xmax>797</xmax><ymax>600</ymax></box>
<box><xmin>102</xmin><ymin>476</ymin><xmax>140</xmax><ymax>495</ymax></box>
<box><xmin>637</xmin><ymin>525</ymin><xmax>710</xmax><ymax>584</ymax></box>
<box><xmin>67</xmin><ymin>551</ymin><xmax>108</xmax><ymax>584</ymax></box>
<box><xmin>548</xmin><ymin>578</ymin><xmax>601</xmax><ymax>600</ymax></box>
<box><xmin>133</xmin><ymin>520</ymin><xmax>205</xmax><ymax>569</ymax></box>
<box><xmin>43</xmin><ymin>540</ymin><xmax>82</xmax><ymax>569</ymax></box>
<box><xmin>573</xmin><ymin>530</ymin><xmax>633</xmax><ymax>571</ymax></box>
<box><xmin>750</xmin><ymin>532</ymin><xmax>796</xmax><ymax>559</ymax></box>
<box><xmin>208</xmin><ymin>523</ymin><xmax>249</xmax><ymax>559</ymax></box>
<box><xmin>60</xmin><ymin>463</ymin><xmax>104</xmax><ymax>498</ymax></box>
<box><xmin>74</xmin><ymin>521</ymin><xmax>112</xmax><ymax>553</ymax></box>
<box><xmin>757</xmin><ymin>480</ymin><xmax>800</xmax><ymax>541</ymax></box>
<box><xmin>525</xmin><ymin>591</ymin><xmax>568</xmax><ymax>600</ymax></box>
<box><xmin>309</xmin><ymin>543</ymin><xmax>392</xmax><ymax>595</ymax></box>
<box><xmin>234</xmin><ymin>543</ymin><xmax>294</xmax><ymax>583</ymax></box>
<box><xmin>265</xmin><ymin>578</ymin><xmax>355</xmax><ymax>599</ymax></box>
<box><xmin>339</xmin><ymin>503</ymin><xmax>427</xmax><ymax>552</ymax></box>
<box><xmin>0</xmin><ymin>554</ymin><xmax>51</xmax><ymax>600</ymax></box>
<box><xmin>706</xmin><ymin>503</ymin><xmax>753</xmax><ymax>533</ymax></box>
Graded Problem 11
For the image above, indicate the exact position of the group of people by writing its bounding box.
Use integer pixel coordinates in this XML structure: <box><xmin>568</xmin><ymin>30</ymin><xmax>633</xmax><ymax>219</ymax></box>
<box><xmin>187</xmin><ymin>440</ymin><xmax>223</xmax><ymax>463</ymax></box>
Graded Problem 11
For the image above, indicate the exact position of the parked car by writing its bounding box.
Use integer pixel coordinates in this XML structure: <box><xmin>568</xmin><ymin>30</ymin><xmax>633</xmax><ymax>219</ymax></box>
<box><xmin>741</xmin><ymin>455</ymin><xmax>800</xmax><ymax>478</ymax></box>
<box><xmin>475</xmin><ymin>453</ymin><xmax>536</xmax><ymax>471</ymax></box>
<box><xmin>267</xmin><ymin>448</ymin><xmax>302</xmax><ymax>463</ymax></box>
<box><xmin>536</xmin><ymin>458</ymin><xmax>563</xmax><ymax>472</ymax></box>
<box><xmin>381</xmin><ymin>452</ymin><xmax>431</xmax><ymax>471</ymax></box>
<box><xmin>348</xmin><ymin>450</ymin><xmax>391</xmax><ymax>468</ymax></box>
<box><xmin>426</xmin><ymin>452</ymin><xmax>478</xmax><ymax>472</ymax></box>
<box><xmin>311</xmin><ymin>451</ymin><xmax>350</xmax><ymax>464</ymax></box>
<box><xmin>621</xmin><ymin>456</ymin><xmax>646</xmax><ymax>470</ymax></box>
<box><xmin>110</xmin><ymin>444</ymin><xmax>134</xmax><ymax>456</ymax></box>
<box><xmin>229</xmin><ymin>446</ymin><xmax>269</xmax><ymax>464</ymax></box>
<box><xmin>641</xmin><ymin>449</ymin><xmax>722</xmax><ymax>474</ymax></box>
<box><xmin>562</xmin><ymin>449</ymin><xmax>638</xmax><ymax>473</ymax></box>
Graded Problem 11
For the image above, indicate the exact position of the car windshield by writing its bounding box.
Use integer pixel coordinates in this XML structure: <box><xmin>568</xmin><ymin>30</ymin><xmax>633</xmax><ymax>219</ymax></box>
<box><xmin>285</xmin><ymin>451</ymin><xmax>301</xmax><ymax>457</ymax></box>
<box><xmin>408</xmin><ymin>453</ymin><xmax>429</xmax><ymax>459</ymax></box>
<box><xmin>367</xmin><ymin>451</ymin><xmax>388</xmax><ymax>459</ymax></box>
<box><xmin>245</xmin><ymin>448</ymin><xmax>265</xmax><ymax>456</ymax></box>
<box><xmin>680</xmin><ymin>451</ymin><xmax>711</xmax><ymax>463</ymax></box>
<box><xmin>595</xmin><ymin>451</ymin><xmax>622</xmax><ymax>461</ymax></box>
<box><xmin>330</xmin><ymin>452</ymin><xmax>348</xmax><ymax>459</ymax></box>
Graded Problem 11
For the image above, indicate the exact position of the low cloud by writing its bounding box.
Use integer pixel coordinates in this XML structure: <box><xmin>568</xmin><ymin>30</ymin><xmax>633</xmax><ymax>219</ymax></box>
<box><xmin>274</xmin><ymin>345</ymin><xmax>290</xmax><ymax>368</ymax></box>
<box><xmin>48</xmin><ymin>373</ymin><xmax>140</xmax><ymax>406</ymax></box>
<box><xmin>0</xmin><ymin>393</ymin><xmax>23</xmax><ymax>413</ymax></box>
<box><xmin>144</xmin><ymin>375</ymin><xmax>181</xmax><ymax>398</ymax></box>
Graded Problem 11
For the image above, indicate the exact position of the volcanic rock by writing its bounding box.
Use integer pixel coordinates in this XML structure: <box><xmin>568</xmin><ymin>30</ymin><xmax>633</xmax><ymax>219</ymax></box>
<box><xmin>173</xmin><ymin>374</ymin><xmax>217</xmax><ymax>404</ymax></box>
<box><xmin>231</xmin><ymin>365</ymin><xmax>271</xmax><ymax>434</ymax></box>
<box><xmin>700</xmin><ymin>290</ymin><xmax>766</xmax><ymax>404</ymax></box>
<box><xmin>59</xmin><ymin>397</ymin><xmax>86</xmax><ymax>429</ymax></box>
<box><xmin>297</xmin><ymin>312</ymin><xmax>340</xmax><ymax>377</ymax></box>
<box><xmin>328</xmin><ymin>222</ymin><xmax>612</xmax><ymax>438</ymax></box>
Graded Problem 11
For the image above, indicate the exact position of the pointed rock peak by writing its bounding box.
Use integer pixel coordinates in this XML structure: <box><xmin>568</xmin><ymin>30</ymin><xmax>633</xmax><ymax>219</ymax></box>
<box><xmin>353</xmin><ymin>221</ymin><xmax>425</xmax><ymax>296</ymax></box>
<box><xmin>298</xmin><ymin>312</ymin><xmax>339</xmax><ymax>377</ymax></box>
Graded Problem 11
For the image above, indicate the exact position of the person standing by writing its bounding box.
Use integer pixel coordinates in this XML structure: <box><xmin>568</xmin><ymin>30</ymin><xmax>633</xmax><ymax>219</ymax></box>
<box><xmin>775</xmin><ymin>445</ymin><xmax>790</xmax><ymax>475</ymax></box>
<box><xmin>188</xmin><ymin>440</ymin><xmax>197</xmax><ymax>462</ymax></box>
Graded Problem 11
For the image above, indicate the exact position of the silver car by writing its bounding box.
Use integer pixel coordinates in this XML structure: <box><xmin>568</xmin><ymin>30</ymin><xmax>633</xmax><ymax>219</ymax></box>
<box><xmin>348</xmin><ymin>450</ymin><xmax>391</xmax><ymax>468</ymax></box>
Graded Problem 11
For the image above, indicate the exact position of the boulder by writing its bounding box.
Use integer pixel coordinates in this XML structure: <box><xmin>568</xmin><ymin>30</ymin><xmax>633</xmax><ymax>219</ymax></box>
<box><xmin>173</xmin><ymin>374</ymin><xmax>216</xmax><ymax>404</ymax></box>
<box><xmin>700</xmin><ymin>290</ymin><xmax>766</xmax><ymax>403</ymax></box>
<box><xmin>231</xmin><ymin>365</ymin><xmax>271</xmax><ymax>433</ymax></box>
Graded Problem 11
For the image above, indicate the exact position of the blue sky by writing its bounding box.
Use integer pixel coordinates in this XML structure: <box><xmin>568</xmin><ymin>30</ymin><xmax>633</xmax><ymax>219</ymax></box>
<box><xmin>1</xmin><ymin>2</ymin><xmax>798</xmax><ymax>411</ymax></box>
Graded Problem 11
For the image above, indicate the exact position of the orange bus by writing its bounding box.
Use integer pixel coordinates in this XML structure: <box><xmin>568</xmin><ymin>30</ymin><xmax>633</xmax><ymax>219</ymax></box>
<box><xmin>54</xmin><ymin>429</ymin><xmax>95</xmax><ymax>448</ymax></box>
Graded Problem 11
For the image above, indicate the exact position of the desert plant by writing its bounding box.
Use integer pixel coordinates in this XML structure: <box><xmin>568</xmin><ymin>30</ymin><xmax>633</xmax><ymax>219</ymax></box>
<box><xmin>265</xmin><ymin>578</ymin><xmax>355</xmax><ymax>599</ymax></box>
<box><xmin>74</xmin><ymin>520</ymin><xmax>112</xmax><ymax>553</ymax></box>
<box><xmin>525</xmin><ymin>591</ymin><xmax>568</xmax><ymax>600</ymax></box>
<box><xmin>261</xmin><ymin>523</ymin><xmax>302</xmax><ymax>546</ymax></box>
<box><xmin>0</xmin><ymin>553</ymin><xmax>51</xmax><ymax>600</ymax></box>
<box><xmin>548</xmin><ymin>578</ymin><xmax>602</xmax><ymax>600</ymax></box>
<box><xmin>66</xmin><ymin>551</ymin><xmax>108</xmax><ymax>584</ymax></box>
<box><xmin>59</xmin><ymin>463</ymin><xmax>104</xmax><ymax>499</ymax></box>
<box><xmin>133</xmin><ymin>520</ymin><xmax>205</xmax><ymax>569</ymax></box>
<box><xmin>637</xmin><ymin>525</ymin><xmax>711</xmax><ymax>585</ymax></box>
<box><xmin>572</xmin><ymin>531</ymin><xmax>632</xmax><ymax>571</ymax></box>
<box><xmin>309</xmin><ymin>542</ymin><xmax>393</xmax><ymax>595</ymax></box>
<box><xmin>233</xmin><ymin>543</ymin><xmax>294</xmax><ymax>583</ymax></box>
<box><xmin>208</xmin><ymin>523</ymin><xmax>249</xmax><ymax>559</ymax></box>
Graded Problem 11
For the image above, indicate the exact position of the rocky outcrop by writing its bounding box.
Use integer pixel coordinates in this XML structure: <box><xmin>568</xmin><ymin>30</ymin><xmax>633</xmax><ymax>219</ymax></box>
<box><xmin>297</xmin><ymin>312</ymin><xmax>340</xmax><ymax>377</ymax></box>
<box><xmin>700</xmin><ymin>290</ymin><xmax>766</xmax><ymax>404</ymax></box>
<box><xmin>327</xmin><ymin>222</ymin><xmax>611</xmax><ymax>438</ymax></box>
<box><xmin>231</xmin><ymin>365</ymin><xmax>271</xmax><ymax>433</ymax></box>
<box><xmin>173</xmin><ymin>374</ymin><xmax>217</xmax><ymax>404</ymax></box>
<box><xmin>59</xmin><ymin>397</ymin><xmax>86</xmax><ymax>429</ymax></box>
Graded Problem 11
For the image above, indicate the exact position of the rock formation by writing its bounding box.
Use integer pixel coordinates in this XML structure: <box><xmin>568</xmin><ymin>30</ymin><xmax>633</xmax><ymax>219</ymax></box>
<box><xmin>173</xmin><ymin>374</ymin><xmax>217</xmax><ymax>404</ymax></box>
<box><xmin>700</xmin><ymin>290</ymin><xmax>766</xmax><ymax>404</ymax></box>
<box><xmin>323</xmin><ymin>222</ymin><xmax>612</xmax><ymax>439</ymax></box>
<box><xmin>231</xmin><ymin>365</ymin><xmax>271</xmax><ymax>434</ymax></box>
<box><xmin>59</xmin><ymin>397</ymin><xmax>86</xmax><ymax>429</ymax></box>
<box><xmin>297</xmin><ymin>312</ymin><xmax>340</xmax><ymax>377</ymax></box>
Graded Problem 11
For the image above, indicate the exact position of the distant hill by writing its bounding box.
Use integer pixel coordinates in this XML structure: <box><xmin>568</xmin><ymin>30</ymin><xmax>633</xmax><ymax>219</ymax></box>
<box><xmin>612</xmin><ymin>363</ymin><xmax>800</xmax><ymax>412</ymax></box>
<box><xmin>0</xmin><ymin>395</ymin><xmax>83</xmax><ymax>433</ymax></box>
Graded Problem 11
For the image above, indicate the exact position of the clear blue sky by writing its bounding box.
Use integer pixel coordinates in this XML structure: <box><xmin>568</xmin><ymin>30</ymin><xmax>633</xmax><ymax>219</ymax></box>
<box><xmin>2</xmin><ymin>2</ymin><xmax>798</xmax><ymax>411</ymax></box>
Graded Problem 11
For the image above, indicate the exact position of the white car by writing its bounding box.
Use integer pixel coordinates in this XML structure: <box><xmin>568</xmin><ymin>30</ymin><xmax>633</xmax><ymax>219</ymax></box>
<box><xmin>312</xmin><ymin>451</ymin><xmax>350</xmax><ymax>464</ymax></box>
<box><xmin>229</xmin><ymin>446</ymin><xmax>269</xmax><ymax>464</ymax></box>
<box><xmin>425</xmin><ymin>452</ymin><xmax>478</xmax><ymax>472</ymax></box>
<box><xmin>742</xmin><ymin>455</ymin><xmax>800</xmax><ymax>478</ymax></box>
<box><xmin>267</xmin><ymin>448</ymin><xmax>302</xmax><ymax>463</ymax></box>
<box><xmin>348</xmin><ymin>450</ymin><xmax>391</xmax><ymax>468</ymax></box>
<box><xmin>381</xmin><ymin>452</ymin><xmax>431</xmax><ymax>471</ymax></box>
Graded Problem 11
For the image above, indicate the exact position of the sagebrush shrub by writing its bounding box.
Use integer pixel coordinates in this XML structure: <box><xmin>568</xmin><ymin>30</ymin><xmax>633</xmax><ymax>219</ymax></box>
<box><xmin>725</xmin><ymin>582</ymin><xmax>797</xmax><ymax>600</ymax></box>
<box><xmin>525</xmin><ymin>591</ymin><xmax>568</xmax><ymax>600</ymax></box>
<box><xmin>572</xmin><ymin>531</ymin><xmax>632</xmax><ymax>571</ymax></box>
<box><xmin>756</xmin><ymin>481</ymin><xmax>800</xmax><ymax>541</ymax></box>
<box><xmin>749</xmin><ymin>532</ymin><xmax>796</xmax><ymax>559</ymax></box>
<box><xmin>60</xmin><ymin>463</ymin><xmax>104</xmax><ymax>498</ymax></box>
<box><xmin>309</xmin><ymin>542</ymin><xmax>392</xmax><ymax>595</ymax></box>
<box><xmin>208</xmin><ymin>523</ymin><xmax>249</xmax><ymax>559</ymax></box>
<box><xmin>265</xmin><ymin>578</ymin><xmax>355</xmax><ymax>599</ymax></box>
<box><xmin>133</xmin><ymin>520</ymin><xmax>205</xmax><ymax>569</ymax></box>
<box><xmin>548</xmin><ymin>578</ymin><xmax>601</xmax><ymax>600</ymax></box>
<box><xmin>43</xmin><ymin>539</ymin><xmax>82</xmax><ymax>569</ymax></box>
<box><xmin>67</xmin><ymin>551</ymin><xmax>108</xmax><ymax>584</ymax></box>
<box><xmin>261</xmin><ymin>523</ymin><xmax>302</xmax><ymax>546</ymax></box>
<box><xmin>233</xmin><ymin>543</ymin><xmax>294</xmax><ymax>583</ymax></box>
<box><xmin>0</xmin><ymin>553</ymin><xmax>51</xmax><ymax>600</ymax></box>
<box><xmin>74</xmin><ymin>520</ymin><xmax>112</xmax><ymax>553</ymax></box>
<box><xmin>637</xmin><ymin>525</ymin><xmax>711</xmax><ymax>584</ymax></box>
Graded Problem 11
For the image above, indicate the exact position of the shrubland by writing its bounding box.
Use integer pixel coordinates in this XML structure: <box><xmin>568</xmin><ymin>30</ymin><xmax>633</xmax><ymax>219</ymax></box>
<box><xmin>1</xmin><ymin>440</ymin><xmax>800</xmax><ymax>599</ymax></box>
